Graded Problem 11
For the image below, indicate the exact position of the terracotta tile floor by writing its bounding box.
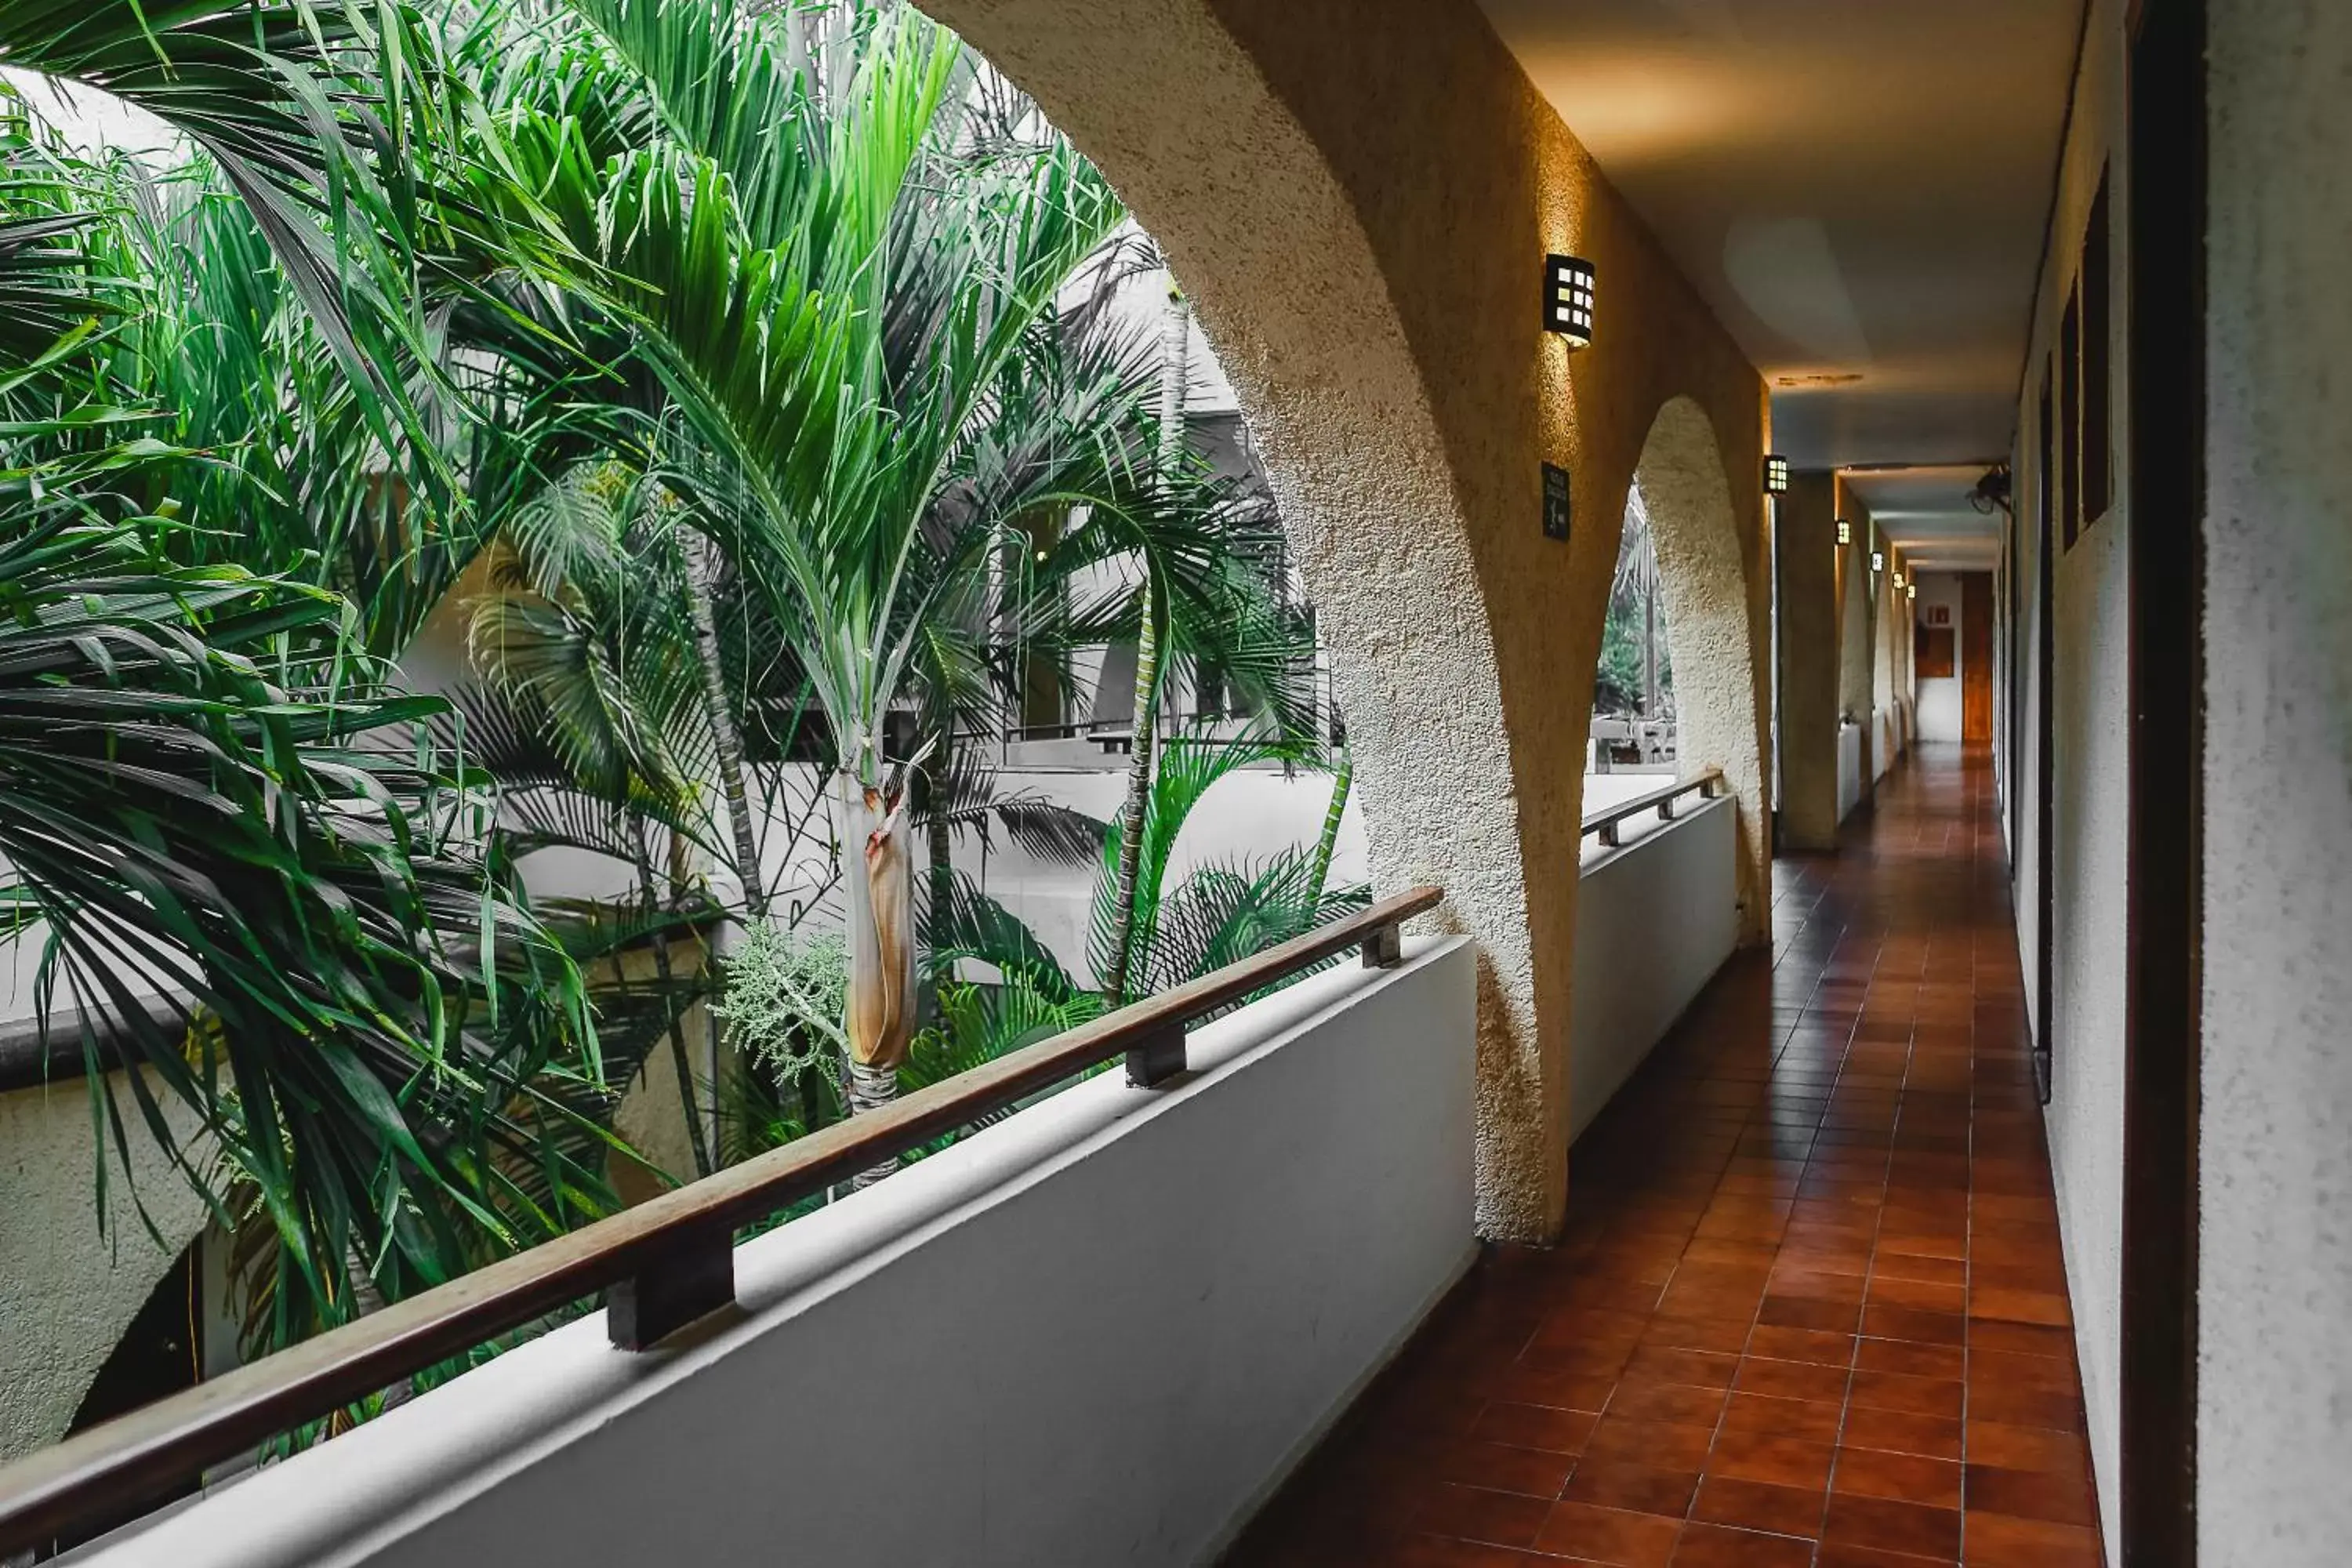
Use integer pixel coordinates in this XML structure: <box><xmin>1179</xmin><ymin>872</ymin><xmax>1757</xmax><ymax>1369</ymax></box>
<box><xmin>1226</xmin><ymin>750</ymin><xmax>2103</xmax><ymax>1567</ymax></box>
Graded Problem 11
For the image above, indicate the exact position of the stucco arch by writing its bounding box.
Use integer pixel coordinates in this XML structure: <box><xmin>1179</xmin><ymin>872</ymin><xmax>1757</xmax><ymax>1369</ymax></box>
<box><xmin>925</xmin><ymin>0</ymin><xmax>1773</xmax><ymax>1239</ymax></box>
<box><xmin>1631</xmin><ymin>397</ymin><xmax>1772</xmax><ymax>942</ymax></box>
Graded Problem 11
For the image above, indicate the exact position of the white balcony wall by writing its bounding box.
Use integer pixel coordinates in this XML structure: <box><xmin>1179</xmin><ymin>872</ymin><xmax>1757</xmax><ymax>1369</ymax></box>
<box><xmin>1567</xmin><ymin>797</ymin><xmax>1740</xmax><ymax>1142</ymax></box>
<box><xmin>72</xmin><ymin>938</ymin><xmax>1476</xmax><ymax>1568</ymax></box>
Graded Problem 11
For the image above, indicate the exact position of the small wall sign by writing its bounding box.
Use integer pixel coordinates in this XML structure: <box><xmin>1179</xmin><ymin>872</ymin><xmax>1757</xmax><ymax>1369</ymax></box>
<box><xmin>1541</xmin><ymin>463</ymin><xmax>1572</xmax><ymax>543</ymax></box>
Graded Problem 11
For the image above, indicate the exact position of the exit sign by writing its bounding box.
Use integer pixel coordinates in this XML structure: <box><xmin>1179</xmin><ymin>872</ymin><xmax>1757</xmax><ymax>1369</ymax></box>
<box><xmin>1541</xmin><ymin>463</ymin><xmax>1572</xmax><ymax>542</ymax></box>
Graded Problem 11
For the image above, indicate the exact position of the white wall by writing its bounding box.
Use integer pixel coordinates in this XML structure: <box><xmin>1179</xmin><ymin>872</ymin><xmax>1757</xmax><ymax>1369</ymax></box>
<box><xmin>1567</xmin><ymin>798</ymin><xmax>1738</xmax><ymax>1141</ymax></box>
<box><xmin>73</xmin><ymin>938</ymin><xmax>1478</xmax><ymax>1568</ymax></box>
<box><xmin>2200</xmin><ymin>1</ymin><xmax>2352</xmax><ymax>1558</ymax></box>
<box><xmin>1913</xmin><ymin>572</ymin><xmax>1965</xmax><ymax>743</ymax></box>
<box><xmin>2009</xmin><ymin>2</ymin><xmax>2131</xmax><ymax>1549</ymax></box>
<box><xmin>0</xmin><ymin>1073</ymin><xmax>209</xmax><ymax>1461</ymax></box>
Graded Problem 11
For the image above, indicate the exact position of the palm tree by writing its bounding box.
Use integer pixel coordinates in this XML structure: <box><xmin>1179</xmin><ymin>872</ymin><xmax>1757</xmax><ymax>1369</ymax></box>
<box><xmin>1099</xmin><ymin>281</ymin><xmax>1192</xmax><ymax>1007</ymax></box>
<box><xmin>488</xmin><ymin>0</ymin><xmax>1319</xmax><ymax>1120</ymax></box>
<box><xmin>0</xmin><ymin>2</ymin><xmax>626</xmax><ymax>1343</ymax></box>
<box><xmin>1606</xmin><ymin>488</ymin><xmax>1673</xmax><ymax>724</ymax></box>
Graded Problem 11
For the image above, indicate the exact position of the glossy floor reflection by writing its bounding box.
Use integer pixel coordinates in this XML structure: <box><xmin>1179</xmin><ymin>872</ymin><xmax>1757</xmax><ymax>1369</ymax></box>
<box><xmin>1225</xmin><ymin>750</ymin><xmax>2102</xmax><ymax>1567</ymax></box>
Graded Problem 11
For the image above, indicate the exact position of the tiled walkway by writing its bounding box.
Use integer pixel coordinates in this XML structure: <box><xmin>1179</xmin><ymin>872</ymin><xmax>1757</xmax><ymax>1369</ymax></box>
<box><xmin>1227</xmin><ymin>750</ymin><xmax>2102</xmax><ymax>1567</ymax></box>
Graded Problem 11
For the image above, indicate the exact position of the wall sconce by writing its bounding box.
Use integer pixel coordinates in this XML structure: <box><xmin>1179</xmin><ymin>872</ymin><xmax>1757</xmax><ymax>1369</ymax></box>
<box><xmin>1836</xmin><ymin>519</ymin><xmax>1852</xmax><ymax>546</ymax></box>
<box><xmin>1893</xmin><ymin>569</ymin><xmax>1906</xmax><ymax>590</ymax></box>
<box><xmin>1907</xmin><ymin>582</ymin><xmax>1918</xmax><ymax>601</ymax></box>
<box><xmin>1871</xmin><ymin>549</ymin><xmax>1886</xmax><ymax>574</ymax></box>
<box><xmin>1542</xmin><ymin>253</ymin><xmax>1595</xmax><ymax>347</ymax></box>
<box><xmin>1763</xmin><ymin>455</ymin><xmax>1790</xmax><ymax>495</ymax></box>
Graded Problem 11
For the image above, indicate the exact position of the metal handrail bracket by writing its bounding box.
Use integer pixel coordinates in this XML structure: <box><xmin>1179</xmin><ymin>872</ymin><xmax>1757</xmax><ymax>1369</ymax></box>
<box><xmin>1578</xmin><ymin>768</ymin><xmax>1729</xmax><ymax>848</ymax></box>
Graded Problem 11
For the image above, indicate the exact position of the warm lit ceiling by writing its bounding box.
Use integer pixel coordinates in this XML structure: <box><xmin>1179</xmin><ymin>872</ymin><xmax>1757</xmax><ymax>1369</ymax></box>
<box><xmin>1842</xmin><ymin>466</ymin><xmax>2005</xmax><ymax>571</ymax></box>
<box><xmin>1475</xmin><ymin>0</ymin><xmax>2083</xmax><ymax>566</ymax></box>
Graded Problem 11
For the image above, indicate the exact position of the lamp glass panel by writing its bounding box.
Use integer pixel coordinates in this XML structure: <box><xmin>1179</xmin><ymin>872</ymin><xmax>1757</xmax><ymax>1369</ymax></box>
<box><xmin>1543</xmin><ymin>254</ymin><xmax>1595</xmax><ymax>345</ymax></box>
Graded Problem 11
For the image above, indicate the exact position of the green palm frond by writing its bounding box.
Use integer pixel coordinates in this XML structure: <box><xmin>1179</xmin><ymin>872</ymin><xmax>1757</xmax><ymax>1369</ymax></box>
<box><xmin>899</xmin><ymin>973</ymin><xmax>1104</xmax><ymax>1115</ymax></box>
<box><xmin>913</xmin><ymin>744</ymin><xmax>1109</xmax><ymax>868</ymax></box>
<box><xmin>0</xmin><ymin>0</ymin><xmax>441</xmax><ymax>423</ymax></box>
<box><xmin>930</xmin><ymin>871</ymin><xmax>1085</xmax><ymax>1004</ymax></box>
<box><xmin>1149</xmin><ymin>851</ymin><xmax>1371</xmax><ymax>1001</ymax></box>
<box><xmin>1083</xmin><ymin>723</ymin><xmax>1312</xmax><ymax>989</ymax></box>
<box><xmin>0</xmin><ymin>452</ymin><xmax>609</xmax><ymax>1337</ymax></box>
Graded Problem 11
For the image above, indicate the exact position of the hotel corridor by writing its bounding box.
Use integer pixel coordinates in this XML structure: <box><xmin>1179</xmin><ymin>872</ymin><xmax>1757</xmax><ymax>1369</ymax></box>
<box><xmin>1230</xmin><ymin>750</ymin><xmax>2100</xmax><ymax>1567</ymax></box>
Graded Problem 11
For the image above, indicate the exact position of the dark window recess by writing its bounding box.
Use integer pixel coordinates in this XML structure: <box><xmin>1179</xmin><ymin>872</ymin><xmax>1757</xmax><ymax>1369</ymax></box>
<box><xmin>2084</xmin><ymin>169</ymin><xmax>2114</xmax><ymax>525</ymax></box>
<box><xmin>2060</xmin><ymin>285</ymin><xmax>2084</xmax><ymax>551</ymax></box>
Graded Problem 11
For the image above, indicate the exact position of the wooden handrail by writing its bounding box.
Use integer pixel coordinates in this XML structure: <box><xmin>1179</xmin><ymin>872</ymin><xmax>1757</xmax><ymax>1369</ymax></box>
<box><xmin>0</xmin><ymin>886</ymin><xmax>1443</xmax><ymax>1559</ymax></box>
<box><xmin>1580</xmin><ymin>768</ymin><xmax>1728</xmax><ymax>848</ymax></box>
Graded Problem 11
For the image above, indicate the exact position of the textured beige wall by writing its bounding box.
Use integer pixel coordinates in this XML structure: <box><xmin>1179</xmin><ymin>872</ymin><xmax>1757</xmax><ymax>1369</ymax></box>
<box><xmin>1777</xmin><ymin>471</ymin><xmax>1844</xmax><ymax>849</ymax></box>
<box><xmin>2202</xmin><ymin>0</ymin><xmax>2352</xmax><ymax>1558</ymax></box>
<box><xmin>0</xmin><ymin>1072</ymin><xmax>209</xmax><ymax>1461</ymax></box>
<box><xmin>1871</xmin><ymin>535</ymin><xmax>1911</xmax><ymax>763</ymax></box>
<box><xmin>925</xmin><ymin>0</ymin><xmax>1769</xmax><ymax>1239</ymax></box>
<box><xmin>1836</xmin><ymin>478</ymin><xmax>1878</xmax><ymax>779</ymax></box>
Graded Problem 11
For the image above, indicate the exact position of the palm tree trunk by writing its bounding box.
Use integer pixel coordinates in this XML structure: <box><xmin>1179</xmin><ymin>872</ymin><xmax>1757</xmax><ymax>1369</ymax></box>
<box><xmin>1101</xmin><ymin>285</ymin><xmax>1190</xmax><ymax>1007</ymax></box>
<box><xmin>1642</xmin><ymin>576</ymin><xmax>1660</xmax><ymax>721</ymax></box>
<box><xmin>683</xmin><ymin>535</ymin><xmax>765</xmax><ymax>918</ymax></box>
<box><xmin>1101</xmin><ymin>608</ymin><xmax>1160</xmax><ymax>1007</ymax></box>
<box><xmin>841</xmin><ymin>766</ymin><xmax>916</xmax><ymax>1184</ymax></box>
<box><xmin>634</xmin><ymin>822</ymin><xmax>714</xmax><ymax>1180</ymax></box>
<box><xmin>926</xmin><ymin>713</ymin><xmax>956</xmax><ymax>1016</ymax></box>
<box><xmin>1306</xmin><ymin>743</ymin><xmax>1352</xmax><ymax>908</ymax></box>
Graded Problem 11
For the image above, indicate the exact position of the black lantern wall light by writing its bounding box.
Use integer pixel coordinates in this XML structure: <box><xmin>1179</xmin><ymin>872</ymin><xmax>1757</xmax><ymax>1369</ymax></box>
<box><xmin>1542</xmin><ymin>253</ymin><xmax>1596</xmax><ymax>347</ymax></box>
<box><xmin>1763</xmin><ymin>454</ymin><xmax>1791</xmax><ymax>495</ymax></box>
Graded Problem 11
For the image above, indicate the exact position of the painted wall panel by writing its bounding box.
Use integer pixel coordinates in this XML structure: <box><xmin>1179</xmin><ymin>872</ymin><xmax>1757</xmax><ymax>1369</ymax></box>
<box><xmin>1567</xmin><ymin>799</ymin><xmax>1738</xmax><ymax>1142</ymax></box>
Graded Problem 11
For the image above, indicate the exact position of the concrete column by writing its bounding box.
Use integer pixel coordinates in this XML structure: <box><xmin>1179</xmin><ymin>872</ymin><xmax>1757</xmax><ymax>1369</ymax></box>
<box><xmin>2200</xmin><ymin>0</ymin><xmax>2352</xmax><ymax>1554</ymax></box>
<box><xmin>1776</xmin><ymin>471</ymin><xmax>1843</xmax><ymax>849</ymax></box>
<box><xmin>1837</xmin><ymin>480</ymin><xmax>1877</xmax><ymax>789</ymax></box>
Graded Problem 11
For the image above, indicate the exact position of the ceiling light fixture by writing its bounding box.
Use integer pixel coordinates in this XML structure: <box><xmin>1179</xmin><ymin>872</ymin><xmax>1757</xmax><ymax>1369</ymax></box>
<box><xmin>1542</xmin><ymin>253</ymin><xmax>1595</xmax><ymax>347</ymax></box>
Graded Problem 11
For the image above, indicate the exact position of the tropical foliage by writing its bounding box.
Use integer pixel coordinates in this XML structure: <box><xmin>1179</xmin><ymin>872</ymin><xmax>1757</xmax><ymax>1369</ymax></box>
<box><xmin>0</xmin><ymin>0</ymin><xmax>1360</xmax><ymax>1377</ymax></box>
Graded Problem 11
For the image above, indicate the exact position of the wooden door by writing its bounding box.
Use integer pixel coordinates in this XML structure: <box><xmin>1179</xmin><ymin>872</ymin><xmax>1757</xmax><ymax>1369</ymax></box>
<box><xmin>1962</xmin><ymin>572</ymin><xmax>1994</xmax><ymax>742</ymax></box>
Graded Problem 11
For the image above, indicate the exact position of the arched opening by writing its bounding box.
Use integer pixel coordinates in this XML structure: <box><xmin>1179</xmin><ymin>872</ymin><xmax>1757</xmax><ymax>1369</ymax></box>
<box><xmin>913</xmin><ymin>0</ymin><xmax>1782</xmax><ymax>1243</ymax></box>
<box><xmin>1587</xmin><ymin>483</ymin><xmax>1676</xmax><ymax>783</ymax></box>
<box><xmin>918</xmin><ymin>0</ymin><xmax>1556</xmax><ymax>1236</ymax></box>
<box><xmin>1626</xmin><ymin>396</ymin><xmax>1772</xmax><ymax>942</ymax></box>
